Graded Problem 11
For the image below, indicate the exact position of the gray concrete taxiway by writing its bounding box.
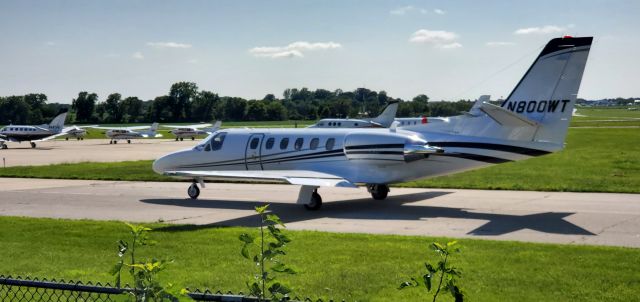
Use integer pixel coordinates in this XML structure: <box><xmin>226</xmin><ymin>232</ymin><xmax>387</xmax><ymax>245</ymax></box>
<box><xmin>1</xmin><ymin>178</ymin><xmax>639</xmax><ymax>248</ymax></box>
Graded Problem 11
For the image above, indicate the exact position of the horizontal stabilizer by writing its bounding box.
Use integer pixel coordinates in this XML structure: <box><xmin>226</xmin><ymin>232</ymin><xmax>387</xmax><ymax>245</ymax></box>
<box><xmin>479</xmin><ymin>102</ymin><xmax>539</xmax><ymax>127</ymax></box>
<box><xmin>164</xmin><ymin>170</ymin><xmax>357</xmax><ymax>188</ymax></box>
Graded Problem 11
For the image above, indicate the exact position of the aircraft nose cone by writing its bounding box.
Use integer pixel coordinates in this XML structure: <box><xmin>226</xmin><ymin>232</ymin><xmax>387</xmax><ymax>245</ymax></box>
<box><xmin>152</xmin><ymin>156</ymin><xmax>168</xmax><ymax>174</ymax></box>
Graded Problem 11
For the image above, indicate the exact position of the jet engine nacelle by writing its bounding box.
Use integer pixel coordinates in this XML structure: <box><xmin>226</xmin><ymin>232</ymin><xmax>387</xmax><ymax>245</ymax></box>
<box><xmin>343</xmin><ymin>132</ymin><xmax>441</xmax><ymax>162</ymax></box>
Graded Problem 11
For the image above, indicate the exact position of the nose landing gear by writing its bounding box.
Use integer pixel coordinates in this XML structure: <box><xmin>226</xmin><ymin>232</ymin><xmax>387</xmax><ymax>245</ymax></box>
<box><xmin>367</xmin><ymin>184</ymin><xmax>389</xmax><ymax>200</ymax></box>
<box><xmin>187</xmin><ymin>182</ymin><xmax>200</xmax><ymax>199</ymax></box>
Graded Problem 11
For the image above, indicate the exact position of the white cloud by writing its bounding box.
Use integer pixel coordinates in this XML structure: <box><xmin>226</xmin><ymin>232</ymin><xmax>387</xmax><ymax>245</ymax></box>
<box><xmin>514</xmin><ymin>25</ymin><xmax>567</xmax><ymax>35</ymax></box>
<box><xmin>486</xmin><ymin>41</ymin><xmax>516</xmax><ymax>47</ymax></box>
<box><xmin>390</xmin><ymin>6</ymin><xmax>434</xmax><ymax>15</ymax></box>
<box><xmin>439</xmin><ymin>42</ymin><xmax>462</xmax><ymax>49</ymax></box>
<box><xmin>146</xmin><ymin>42</ymin><xmax>192</xmax><ymax>49</ymax></box>
<box><xmin>249</xmin><ymin>41</ymin><xmax>342</xmax><ymax>59</ymax></box>
<box><xmin>410</xmin><ymin>29</ymin><xmax>462</xmax><ymax>49</ymax></box>
<box><xmin>434</xmin><ymin>8</ymin><xmax>445</xmax><ymax>15</ymax></box>
<box><xmin>132</xmin><ymin>51</ymin><xmax>144</xmax><ymax>60</ymax></box>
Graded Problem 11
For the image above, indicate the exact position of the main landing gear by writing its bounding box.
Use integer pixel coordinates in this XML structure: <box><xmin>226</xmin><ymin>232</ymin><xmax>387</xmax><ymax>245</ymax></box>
<box><xmin>30</xmin><ymin>142</ymin><xmax>36</xmax><ymax>148</ymax></box>
<box><xmin>110</xmin><ymin>140</ymin><xmax>118</xmax><ymax>144</ymax></box>
<box><xmin>1</xmin><ymin>142</ymin><xmax>7</xmax><ymax>149</ymax></box>
<box><xmin>298</xmin><ymin>186</ymin><xmax>322</xmax><ymax>211</ymax></box>
<box><xmin>127</xmin><ymin>140</ymin><xmax>131</xmax><ymax>144</ymax></box>
<box><xmin>367</xmin><ymin>184</ymin><xmax>389</xmax><ymax>200</ymax></box>
<box><xmin>179</xmin><ymin>137</ymin><xmax>184</xmax><ymax>141</ymax></box>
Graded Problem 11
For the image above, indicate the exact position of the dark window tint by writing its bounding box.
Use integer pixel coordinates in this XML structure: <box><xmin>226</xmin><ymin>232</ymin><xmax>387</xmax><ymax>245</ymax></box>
<box><xmin>280</xmin><ymin>138</ymin><xmax>289</xmax><ymax>150</ymax></box>
<box><xmin>294</xmin><ymin>138</ymin><xmax>304</xmax><ymax>150</ymax></box>
<box><xmin>310</xmin><ymin>138</ymin><xmax>319</xmax><ymax>150</ymax></box>
<box><xmin>265</xmin><ymin>137</ymin><xmax>275</xmax><ymax>149</ymax></box>
<box><xmin>210</xmin><ymin>132</ymin><xmax>227</xmax><ymax>151</ymax></box>
<box><xmin>249</xmin><ymin>137</ymin><xmax>260</xmax><ymax>149</ymax></box>
<box><xmin>326</xmin><ymin>138</ymin><xmax>335</xmax><ymax>150</ymax></box>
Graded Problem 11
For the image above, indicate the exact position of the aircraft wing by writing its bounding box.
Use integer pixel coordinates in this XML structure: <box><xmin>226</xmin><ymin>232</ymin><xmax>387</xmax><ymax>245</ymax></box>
<box><xmin>92</xmin><ymin>125</ymin><xmax>150</xmax><ymax>130</ymax></box>
<box><xmin>164</xmin><ymin>123</ymin><xmax>213</xmax><ymax>129</ymax></box>
<box><xmin>163</xmin><ymin>170</ymin><xmax>357</xmax><ymax>188</ymax></box>
<box><xmin>33</xmin><ymin>131</ymin><xmax>74</xmax><ymax>142</ymax></box>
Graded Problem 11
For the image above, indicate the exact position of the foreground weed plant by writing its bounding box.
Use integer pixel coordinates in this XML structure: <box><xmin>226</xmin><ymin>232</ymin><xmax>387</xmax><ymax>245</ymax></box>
<box><xmin>399</xmin><ymin>241</ymin><xmax>464</xmax><ymax>302</ymax></box>
<box><xmin>239</xmin><ymin>204</ymin><xmax>296</xmax><ymax>301</ymax></box>
<box><xmin>111</xmin><ymin>223</ymin><xmax>185</xmax><ymax>302</ymax></box>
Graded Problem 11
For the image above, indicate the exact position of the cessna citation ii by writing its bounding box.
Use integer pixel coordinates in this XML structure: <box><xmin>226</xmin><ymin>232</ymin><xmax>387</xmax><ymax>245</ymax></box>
<box><xmin>0</xmin><ymin>112</ymin><xmax>68</xmax><ymax>149</ymax></box>
<box><xmin>153</xmin><ymin>36</ymin><xmax>593</xmax><ymax>210</ymax></box>
<box><xmin>165</xmin><ymin>121</ymin><xmax>222</xmax><ymax>141</ymax></box>
<box><xmin>94</xmin><ymin>123</ymin><xmax>162</xmax><ymax>144</ymax></box>
<box><xmin>308</xmin><ymin>101</ymin><xmax>398</xmax><ymax>128</ymax></box>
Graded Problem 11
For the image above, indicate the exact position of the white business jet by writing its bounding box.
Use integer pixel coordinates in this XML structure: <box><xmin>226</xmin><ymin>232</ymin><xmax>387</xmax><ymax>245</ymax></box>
<box><xmin>0</xmin><ymin>112</ymin><xmax>68</xmax><ymax>149</ymax></box>
<box><xmin>94</xmin><ymin>123</ymin><xmax>162</xmax><ymax>144</ymax></box>
<box><xmin>153</xmin><ymin>36</ymin><xmax>593</xmax><ymax>210</ymax></box>
<box><xmin>62</xmin><ymin>125</ymin><xmax>98</xmax><ymax>140</ymax></box>
<box><xmin>164</xmin><ymin>121</ymin><xmax>222</xmax><ymax>141</ymax></box>
<box><xmin>309</xmin><ymin>101</ymin><xmax>399</xmax><ymax>128</ymax></box>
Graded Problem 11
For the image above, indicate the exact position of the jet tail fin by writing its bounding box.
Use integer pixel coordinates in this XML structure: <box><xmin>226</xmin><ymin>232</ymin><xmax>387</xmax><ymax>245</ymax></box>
<box><xmin>499</xmin><ymin>36</ymin><xmax>592</xmax><ymax>145</ymax></box>
<box><xmin>372</xmin><ymin>101</ymin><xmax>399</xmax><ymax>127</ymax></box>
<box><xmin>48</xmin><ymin>112</ymin><xmax>68</xmax><ymax>133</ymax></box>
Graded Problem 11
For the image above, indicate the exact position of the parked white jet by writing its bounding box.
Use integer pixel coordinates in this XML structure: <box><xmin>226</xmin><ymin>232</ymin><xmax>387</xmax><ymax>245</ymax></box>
<box><xmin>165</xmin><ymin>121</ymin><xmax>222</xmax><ymax>141</ymax></box>
<box><xmin>94</xmin><ymin>123</ymin><xmax>162</xmax><ymax>144</ymax></box>
<box><xmin>153</xmin><ymin>36</ymin><xmax>593</xmax><ymax>210</ymax></box>
<box><xmin>0</xmin><ymin>112</ymin><xmax>68</xmax><ymax>149</ymax></box>
<box><xmin>309</xmin><ymin>101</ymin><xmax>398</xmax><ymax>128</ymax></box>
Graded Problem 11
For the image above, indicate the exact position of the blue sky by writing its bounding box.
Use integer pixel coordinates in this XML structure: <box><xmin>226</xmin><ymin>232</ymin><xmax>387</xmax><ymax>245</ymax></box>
<box><xmin>1</xmin><ymin>0</ymin><xmax>638</xmax><ymax>103</ymax></box>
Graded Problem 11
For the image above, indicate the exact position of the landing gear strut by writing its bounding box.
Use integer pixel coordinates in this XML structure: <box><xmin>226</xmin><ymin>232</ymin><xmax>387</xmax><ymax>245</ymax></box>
<box><xmin>367</xmin><ymin>184</ymin><xmax>389</xmax><ymax>200</ymax></box>
<box><xmin>30</xmin><ymin>142</ymin><xmax>36</xmax><ymax>148</ymax></box>
<box><xmin>1</xmin><ymin>143</ymin><xmax>7</xmax><ymax>149</ymax></box>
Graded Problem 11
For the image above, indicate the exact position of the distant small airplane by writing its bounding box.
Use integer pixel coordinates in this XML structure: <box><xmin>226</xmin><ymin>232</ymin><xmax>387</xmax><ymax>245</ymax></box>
<box><xmin>63</xmin><ymin>125</ymin><xmax>97</xmax><ymax>140</ymax></box>
<box><xmin>0</xmin><ymin>112</ymin><xmax>68</xmax><ymax>149</ymax></box>
<box><xmin>308</xmin><ymin>101</ymin><xmax>399</xmax><ymax>128</ymax></box>
<box><xmin>153</xmin><ymin>36</ymin><xmax>593</xmax><ymax>210</ymax></box>
<box><xmin>94</xmin><ymin>123</ymin><xmax>162</xmax><ymax>144</ymax></box>
<box><xmin>164</xmin><ymin>121</ymin><xmax>222</xmax><ymax>141</ymax></box>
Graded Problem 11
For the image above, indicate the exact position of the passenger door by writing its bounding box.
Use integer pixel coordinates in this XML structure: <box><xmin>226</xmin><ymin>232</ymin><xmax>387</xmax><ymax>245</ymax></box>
<box><xmin>245</xmin><ymin>134</ymin><xmax>264</xmax><ymax>170</ymax></box>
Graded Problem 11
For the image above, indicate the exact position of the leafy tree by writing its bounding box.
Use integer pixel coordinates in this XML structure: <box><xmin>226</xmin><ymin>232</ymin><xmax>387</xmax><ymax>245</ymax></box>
<box><xmin>121</xmin><ymin>97</ymin><xmax>144</xmax><ymax>123</ymax></box>
<box><xmin>105</xmin><ymin>93</ymin><xmax>123</xmax><ymax>123</ymax></box>
<box><xmin>191</xmin><ymin>90</ymin><xmax>219</xmax><ymax>122</ymax></box>
<box><xmin>0</xmin><ymin>96</ymin><xmax>30</xmax><ymax>124</ymax></box>
<box><xmin>412</xmin><ymin>94</ymin><xmax>430</xmax><ymax>116</ymax></box>
<box><xmin>148</xmin><ymin>96</ymin><xmax>174</xmax><ymax>122</ymax></box>
<box><xmin>246</xmin><ymin>101</ymin><xmax>268</xmax><ymax>121</ymax></box>
<box><xmin>266</xmin><ymin>101</ymin><xmax>287</xmax><ymax>121</ymax></box>
<box><xmin>72</xmin><ymin>91</ymin><xmax>98</xmax><ymax>122</ymax></box>
<box><xmin>169</xmin><ymin>82</ymin><xmax>198</xmax><ymax>121</ymax></box>
<box><xmin>223</xmin><ymin>97</ymin><xmax>247</xmax><ymax>120</ymax></box>
<box><xmin>24</xmin><ymin>93</ymin><xmax>47</xmax><ymax>124</ymax></box>
<box><xmin>263</xmin><ymin>94</ymin><xmax>276</xmax><ymax>102</ymax></box>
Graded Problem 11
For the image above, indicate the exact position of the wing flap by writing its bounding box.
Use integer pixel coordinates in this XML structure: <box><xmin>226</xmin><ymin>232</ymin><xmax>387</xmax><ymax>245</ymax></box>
<box><xmin>164</xmin><ymin>170</ymin><xmax>357</xmax><ymax>188</ymax></box>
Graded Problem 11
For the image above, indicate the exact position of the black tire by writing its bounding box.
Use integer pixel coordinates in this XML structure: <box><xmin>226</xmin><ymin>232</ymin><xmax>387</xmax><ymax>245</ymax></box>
<box><xmin>179</xmin><ymin>137</ymin><xmax>184</xmax><ymax>141</ymax></box>
<box><xmin>370</xmin><ymin>184</ymin><xmax>389</xmax><ymax>200</ymax></box>
<box><xmin>191</xmin><ymin>137</ymin><xmax>195</xmax><ymax>141</ymax></box>
<box><xmin>114</xmin><ymin>140</ymin><xmax>118</xmax><ymax>144</ymax></box>
<box><xmin>30</xmin><ymin>142</ymin><xmax>36</xmax><ymax>148</ymax></box>
<box><xmin>304</xmin><ymin>191</ymin><xmax>322</xmax><ymax>211</ymax></box>
<box><xmin>1</xmin><ymin>144</ymin><xmax>7</xmax><ymax>149</ymax></box>
<box><xmin>109</xmin><ymin>141</ymin><xmax>113</xmax><ymax>144</ymax></box>
<box><xmin>187</xmin><ymin>183</ymin><xmax>200</xmax><ymax>199</ymax></box>
<box><xmin>65</xmin><ymin>137</ymin><xmax>69</xmax><ymax>141</ymax></box>
<box><xmin>127</xmin><ymin>140</ymin><xmax>131</xmax><ymax>144</ymax></box>
<box><xmin>175</xmin><ymin>138</ymin><xmax>179</xmax><ymax>141</ymax></box>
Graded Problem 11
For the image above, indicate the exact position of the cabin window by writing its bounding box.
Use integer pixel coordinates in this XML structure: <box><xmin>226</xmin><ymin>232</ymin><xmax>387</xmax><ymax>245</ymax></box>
<box><xmin>354</xmin><ymin>123</ymin><xmax>358</xmax><ymax>126</ymax></box>
<box><xmin>249</xmin><ymin>137</ymin><xmax>260</xmax><ymax>149</ymax></box>
<box><xmin>294</xmin><ymin>138</ymin><xmax>304</xmax><ymax>150</ymax></box>
<box><xmin>265</xmin><ymin>137</ymin><xmax>275</xmax><ymax>149</ymax></box>
<box><xmin>337</xmin><ymin>122</ymin><xmax>342</xmax><ymax>126</ymax></box>
<box><xmin>310</xmin><ymin>138</ymin><xmax>319</xmax><ymax>150</ymax></box>
<box><xmin>280</xmin><ymin>138</ymin><xmax>289</xmax><ymax>150</ymax></box>
<box><xmin>209</xmin><ymin>132</ymin><xmax>227</xmax><ymax>151</ymax></box>
<box><xmin>326</xmin><ymin>138</ymin><xmax>335</xmax><ymax>150</ymax></box>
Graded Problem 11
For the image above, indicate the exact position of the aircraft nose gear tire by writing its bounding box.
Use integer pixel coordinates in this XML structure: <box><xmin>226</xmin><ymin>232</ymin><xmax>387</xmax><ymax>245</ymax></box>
<box><xmin>30</xmin><ymin>142</ymin><xmax>36</xmax><ymax>148</ymax></box>
<box><xmin>304</xmin><ymin>191</ymin><xmax>322</xmax><ymax>211</ymax></box>
<box><xmin>127</xmin><ymin>140</ymin><xmax>131</xmax><ymax>144</ymax></box>
<box><xmin>180</xmin><ymin>137</ymin><xmax>184</xmax><ymax>141</ymax></box>
<box><xmin>191</xmin><ymin>137</ymin><xmax>195</xmax><ymax>140</ymax></box>
<box><xmin>368</xmin><ymin>184</ymin><xmax>389</xmax><ymax>200</ymax></box>
<box><xmin>187</xmin><ymin>183</ymin><xmax>200</xmax><ymax>199</ymax></box>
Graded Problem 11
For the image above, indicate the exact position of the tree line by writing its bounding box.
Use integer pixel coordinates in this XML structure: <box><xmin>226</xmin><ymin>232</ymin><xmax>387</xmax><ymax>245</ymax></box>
<box><xmin>1</xmin><ymin>82</ymin><xmax>478</xmax><ymax>125</ymax></box>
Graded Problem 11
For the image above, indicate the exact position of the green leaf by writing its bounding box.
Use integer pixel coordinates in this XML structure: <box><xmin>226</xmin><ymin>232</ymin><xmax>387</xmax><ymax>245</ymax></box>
<box><xmin>239</xmin><ymin>233</ymin><xmax>255</xmax><ymax>244</ymax></box>
<box><xmin>447</xmin><ymin>240</ymin><xmax>458</xmax><ymax>247</ymax></box>
<box><xmin>268</xmin><ymin>282</ymin><xmax>291</xmax><ymax>295</ymax></box>
<box><xmin>425</xmin><ymin>262</ymin><xmax>436</xmax><ymax>274</ymax></box>
<box><xmin>266</xmin><ymin>214</ymin><xmax>284</xmax><ymax>227</ymax></box>
<box><xmin>271</xmin><ymin>263</ymin><xmax>296</xmax><ymax>274</ymax></box>
<box><xmin>109</xmin><ymin>262</ymin><xmax>123</xmax><ymax>276</ymax></box>
<box><xmin>255</xmin><ymin>204</ymin><xmax>269</xmax><ymax>214</ymax></box>
<box><xmin>423</xmin><ymin>273</ymin><xmax>432</xmax><ymax>291</ymax></box>
<box><xmin>398</xmin><ymin>281</ymin><xmax>414</xmax><ymax>290</ymax></box>
<box><xmin>241</xmin><ymin>244</ymin><xmax>251</xmax><ymax>259</ymax></box>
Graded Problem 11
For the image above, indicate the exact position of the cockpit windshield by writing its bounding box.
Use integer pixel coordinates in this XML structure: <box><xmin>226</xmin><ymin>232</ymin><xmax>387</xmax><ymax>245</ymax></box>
<box><xmin>195</xmin><ymin>131</ymin><xmax>227</xmax><ymax>152</ymax></box>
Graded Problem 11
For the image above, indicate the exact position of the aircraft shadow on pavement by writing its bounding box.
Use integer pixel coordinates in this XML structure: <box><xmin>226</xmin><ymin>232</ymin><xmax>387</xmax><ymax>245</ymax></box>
<box><xmin>141</xmin><ymin>191</ymin><xmax>594</xmax><ymax>237</ymax></box>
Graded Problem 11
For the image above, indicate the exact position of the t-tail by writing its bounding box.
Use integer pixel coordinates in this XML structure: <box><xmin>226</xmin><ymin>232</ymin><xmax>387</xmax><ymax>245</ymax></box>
<box><xmin>372</xmin><ymin>101</ymin><xmax>399</xmax><ymax>127</ymax></box>
<box><xmin>48</xmin><ymin>112</ymin><xmax>68</xmax><ymax>133</ymax></box>
<box><xmin>499</xmin><ymin>36</ymin><xmax>593</xmax><ymax>146</ymax></box>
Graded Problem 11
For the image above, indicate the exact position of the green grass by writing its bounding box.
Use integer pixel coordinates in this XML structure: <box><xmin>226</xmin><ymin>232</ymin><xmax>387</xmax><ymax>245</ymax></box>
<box><xmin>4</xmin><ymin>127</ymin><xmax>639</xmax><ymax>193</ymax></box>
<box><xmin>0</xmin><ymin>216</ymin><xmax>638</xmax><ymax>301</ymax></box>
